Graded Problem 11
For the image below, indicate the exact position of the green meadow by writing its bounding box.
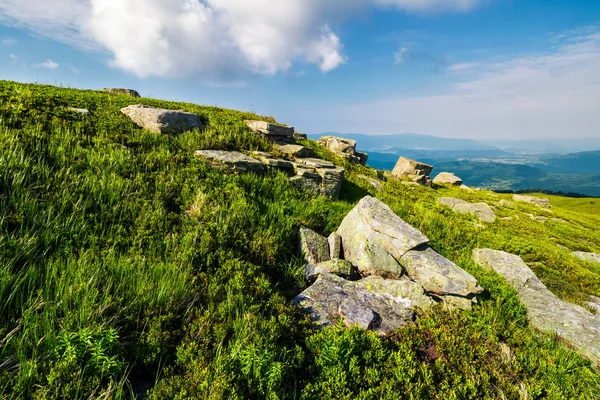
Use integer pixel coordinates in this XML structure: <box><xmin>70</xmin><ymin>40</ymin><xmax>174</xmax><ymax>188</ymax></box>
<box><xmin>0</xmin><ymin>81</ymin><xmax>599</xmax><ymax>399</ymax></box>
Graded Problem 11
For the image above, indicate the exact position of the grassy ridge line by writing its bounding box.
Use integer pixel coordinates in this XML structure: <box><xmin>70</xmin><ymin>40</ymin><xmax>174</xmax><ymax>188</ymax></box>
<box><xmin>0</xmin><ymin>81</ymin><xmax>598</xmax><ymax>399</ymax></box>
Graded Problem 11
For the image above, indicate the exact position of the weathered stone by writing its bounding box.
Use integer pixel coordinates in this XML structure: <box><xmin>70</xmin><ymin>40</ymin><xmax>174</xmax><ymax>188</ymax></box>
<box><xmin>438</xmin><ymin>295</ymin><xmax>475</xmax><ymax>311</ymax></box>
<box><xmin>293</xmin><ymin>274</ymin><xmax>415</xmax><ymax>333</ymax></box>
<box><xmin>290</xmin><ymin>176</ymin><xmax>321</xmax><ymax>194</ymax></box>
<box><xmin>513</xmin><ymin>194</ymin><xmax>552</xmax><ymax>208</ymax></box>
<box><xmin>328</xmin><ymin>233</ymin><xmax>342</xmax><ymax>259</ymax></box>
<box><xmin>122</xmin><ymin>105</ymin><xmax>204</xmax><ymax>134</ymax></box>
<box><xmin>356</xmin><ymin>276</ymin><xmax>434</xmax><ymax>309</ymax></box>
<box><xmin>318</xmin><ymin>136</ymin><xmax>357</xmax><ymax>154</ymax></box>
<box><xmin>336</xmin><ymin>196</ymin><xmax>429</xmax><ymax>278</ymax></box>
<box><xmin>433</xmin><ymin>172</ymin><xmax>463</xmax><ymax>186</ymax></box>
<box><xmin>245</xmin><ymin>120</ymin><xmax>294</xmax><ymax>136</ymax></box>
<box><xmin>355</xmin><ymin>152</ymin><xmax>369</xmax><ymax>166</ymax></box>
<box><xmin>460</xmin><ymin>184</ymin><xmax>472</xmax><ymax>191</ymax></box>
<box><xmin>250</xmin><ymin>151</ymin><xmax>294</xmax><ymax>172</ymax></box>
<box><xmin>473</xmin><ymin>249</ymin><xmax>600</xmax><ymax>367</ymax></box>
<box><xmin>67</xmin><ymin>107</ymin><xmax>89</xmax><ymax>115</ymax></box>
<box><xmin>358</xmin><ymin>175</ymin><xmax>383</xmax><ymax>191</ymax></box>
<box><xmin>498</xmin><ymin>200</ymin><xmax>515</xmax><ymax>207</ymax></box>
<box><xmin>103</xmin><ymin>88</ymin><xmax>141</xmax><ymax>97</ymax></box>
<box><xmin>304</xmin><ymin>260</ymin><xmax>355</xmax><ymax>281</ymax></box>
<box><xmin>298</xmin><ymin>227</ymin><xmax>330</xmax><ymax>265</ymax></box>
<box><xmin>572</xmin><ymin>251</ymin><xmax>600</xmax><ymax>264</ymax></box>
<box><xmin>194</xmin><ymin>150</ymin><xmax>264</xmax><ymax>174</ymax></box>
<box><xmin>316</xmin><ymin>166</ymin><xmax>344</xmax><ymax>200</ymax></box>
<box><xmin>400</xmin><ymin>247</ymin><xmax>483</xmax><ymax>297</ymax></box>
<box><xmin>293</xmin><ymin>132</ymin><xmax>308</xmax><ymax>140</ymax></box>
<box><xmin>392</xmin><ymin>157</ymin><xmax>433</xmax><ymax>180</ymax></box>
<box><xmin>275</xmin><ymin>144</ymin><xmax>314</xmax><ymax>159</ymax></box>
<box><xmin>438</xmin><ymin>197</ymin><xmax>497</xmax><ymax>223</ymax></box>
<box><xmin>295</xmin><ymin>158</ymin><xmax>336</xmax><ymax>169</ymax></box>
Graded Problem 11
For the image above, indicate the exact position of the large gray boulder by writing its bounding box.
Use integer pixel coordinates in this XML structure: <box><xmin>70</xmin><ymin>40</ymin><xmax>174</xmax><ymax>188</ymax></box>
<box><xmin>572</xmin><ymin>251</ymin><xmax>600</xmax><ymax>264</ymax></box>
<box><xmin>245</xmin><ymin>120</ymin><xmax>294</xmax><ymax>137</ymax></box>
<box><xmin>513</xmin><ymin>194</ymin><xmax>552</xmax><ymax>208</ymax></box>
<box><xmin>293</xmin><ymin>274</ymin><xmax>414</xmax><ymax>333</ymax></box>
<box><xmin>298</xmin><ymin>227</ymin><xmax>330</xmax><ymax>265</ymax></box>
<box><xmin>122</xmin><ymin>105</ymin><xmax>204</xmax><ymax>134</ymax></box>
<box><xmin>439</xmin><ymin>197</ymin><xmax>497</xmax><ymax>223</ymax></box>
<box><xmin>433</xmin><ymin>172</ymin><xmax>463</xmax><ymax>186</ymax></box>
<box><xmin>401</xmin><ymin>247</ymin><xmax>483</xmax><ymax>297</ymax></box>
<box><xmin>336</xmin><ymin>196</ymin><xmax>429</xmax><ymax>278</ymax></box>
<box><xmin>392</xmin><ymin>157</ymin><xmax>433</xmax><ymax>185</ymax></box>
<box><xmin>316</xmin><ymin>136</ymin><xmax>368</xmax><ymax>165</ymax></box>
<box><xmin>194</xmin><ymin>150</ymin><xmax>264</xmax><ymax>174</ymax></box>
<box><xmin>473</xmin><ymin>249</ymin><xmax>600</xmax><ymax>367</ymax></box>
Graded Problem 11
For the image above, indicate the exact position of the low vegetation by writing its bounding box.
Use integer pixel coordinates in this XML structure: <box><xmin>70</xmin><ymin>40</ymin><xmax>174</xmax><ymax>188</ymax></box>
<box><xmin>0</xmin><ymin>81</ymin><xmax>599</xmax><ymax>399</ymax></box>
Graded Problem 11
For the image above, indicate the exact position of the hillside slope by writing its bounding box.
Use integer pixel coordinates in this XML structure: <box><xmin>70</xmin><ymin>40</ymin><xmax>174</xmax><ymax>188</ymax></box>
<box><xmin>1</xmin><ymin>81</ymin><xmax>599</xmax><ymax>399</ymax></box>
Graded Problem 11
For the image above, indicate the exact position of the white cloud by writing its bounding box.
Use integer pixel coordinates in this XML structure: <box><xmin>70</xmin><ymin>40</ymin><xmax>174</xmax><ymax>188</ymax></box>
<box><xmin>9</xmin><ymin>53</ymin><xmax>19</xmax><ymax>61</ymax></box>
<box><xmin>315</xmin><ymin>28</ymin><xmax>600</xmax><ymax>139</ymax></box>
<box><xmin>2</xmin><ymin>37</ymin><xmax>17</xmax><ymax>45</ymax></box>
<box><xmin>0</xmin><ymin>0</ymin><xmax>484</xmax><ymax>79</ymax></box>
<box><xmin>394</xmin><ymin>47</ymin><xmax>409</xmax><ymax>64</ymax></box>
<box><xmin>33</xmin><ymin>59</ymin><xmax>59</xmax><ymax>69</ymax></box>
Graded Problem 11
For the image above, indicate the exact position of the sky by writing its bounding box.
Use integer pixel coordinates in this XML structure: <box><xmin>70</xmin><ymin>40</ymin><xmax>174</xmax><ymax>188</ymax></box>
<box><xmin>1</xmin><ymin>0</ymin><xmax>599</xmax><ymax>139</ymax></box>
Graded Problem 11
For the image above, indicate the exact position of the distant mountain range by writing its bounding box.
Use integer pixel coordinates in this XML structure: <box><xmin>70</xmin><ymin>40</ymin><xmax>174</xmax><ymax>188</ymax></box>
<box><xmin>309</xmin><ymin>132</ymin><xmax>600</xmax><ymax>197</ymax></box>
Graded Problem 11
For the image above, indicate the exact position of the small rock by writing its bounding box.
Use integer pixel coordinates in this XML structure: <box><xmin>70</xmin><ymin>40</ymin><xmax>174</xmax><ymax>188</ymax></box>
<box><xmin>304</xmin><ymin>260</ymin><xmax>355</xmax><ymax>281</ymax></box>
<box><xmin>438</xmin><ymin>295</ymin><xmax>476</xmax><ymax>311</ymax></box>
<box><xmin>433</xmin><ymin>172</ymin><xmax>463</xmax><ymax>186</ymax></box>
<box><xmin>275</xmin><ymin>144</ymin><xmax>314</xmax><ymax>159</ymax></box>
<box><xmin>572</xmin><ymin>251</ymin><xmax>600</xmax><ymax>264</ymax></box>
<box><xmin>460</xmin><ymin>184</ymin><xmax>472</xmax><ymax>191</ymax></box>
<box><xmin>122</xmin><ymin>105</ymin><xmax>204</xmax><ymax>134</ymax></box>
<box><xmin>67</xmin><ymin>107</ymin><xmax>90</xmax><ymax>115</ymax></box>
<box><xmin>328</xmin><ymin>233</ymin><xmax>342</xmax><ymax>259</ymax></box>
<box><xmin>358</xmin><ymin>175</ymin><xmax>383</xmax><ymax>191</ymax></box>
<box><xmin>498</xmin><ymin>200</ymin><xmax>515</xmax><ymax>207</ymax></box>
<box><xmin>513</xmin><ymin>194</ymin><xmax>552</xmax><ymax>208</ymax></box>
<box><xmin>318</xmin><ymin>136</ymin><xmax>357</xmax><ymax>154</ymax></box>
<box><xmin>103</xmin><ymin>88</ymin><xmax>141</xmax><ymax>97</ymax></box>
<box><xmin>527</xmin><ymin>214</ymin><xmax>548</xmax><ymax>223</ymax></box>
<box><xmin>298</xmin><ymin>227</ymin><xmax>330</xmax><ymax>265</ymax></box>
<box><xmin>245</xmin><ymin>120</ymin><xmax>294</xmax><ymax>136</ymax></box>
<box><xmin>194</xmin><ymin>150</ymin><xmax>265</xmax><ymax>174</ymax></box>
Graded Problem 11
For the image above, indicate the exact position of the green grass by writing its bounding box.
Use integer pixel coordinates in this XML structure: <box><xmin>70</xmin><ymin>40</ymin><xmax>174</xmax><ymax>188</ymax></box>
<box><xmin>0</xmin><ymin>81</ymin><xmax>599</xmax><ymax>399</ymax></box>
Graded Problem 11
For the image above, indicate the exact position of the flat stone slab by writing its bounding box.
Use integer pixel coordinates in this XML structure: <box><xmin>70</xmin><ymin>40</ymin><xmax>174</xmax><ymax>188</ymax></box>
<box><xmin>433</xmin><ymin>172</ymin><xmax>463</xmax><ymax>186</ymax></box>
<box><xmin>245</xmin><ymin>120</ymin><xmax>294</xmax><ymax>136</ymax></box>
<box><xmin>513</xmin><ymin>194</ymin><xmax>552</xmax><ymax>208</ymax></box>
<box><xmin>572</xmin><ymin>251</ymin><xmax>600</xmax><ymax>264</ymax></box>
<box><xmin>293</xmin><ymin>274</ymin><xmax>414</xmax><ymax>333</ymax></box>
<box><xmin>473</xmin><ymin>249</ymin><xmax>600</xmax><ymax>367</ymax></box>
<box><xmin>122</xmin><ymin>105</ymin><xmax>204</xmax><ymax>134</ymax></box>
<box><xmin>194</xmin><ymin>150</ymin><xmax>264</xmax><ymax>174</ymax></box>
<box><xmin>337</xmin><ymin>196</ymin><xmax>429</xmax><ymax>278</ymax></box>
<box><xmin>439</xmin><ymin>197</ymin><xmax>496</xmax><ymax>223</ymax></box>
<box><xmin>294</xmin><ymin>158</ymin><xmax>336</xmax><ymax>169</ymax></box>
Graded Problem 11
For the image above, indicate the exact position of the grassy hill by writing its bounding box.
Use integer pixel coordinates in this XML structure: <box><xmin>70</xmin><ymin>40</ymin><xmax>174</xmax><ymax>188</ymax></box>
<box><xmin>1</xmin><ymin>81</ymin><xmax>599</xmax><ymax>399</ymax></box>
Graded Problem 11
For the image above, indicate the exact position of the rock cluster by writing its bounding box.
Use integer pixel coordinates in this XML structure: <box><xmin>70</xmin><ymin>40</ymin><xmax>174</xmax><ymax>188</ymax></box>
<box><xmin>121</xmin><ymin>105</ymin><xmax>204</xmax><ymax>134</ymax></box>
<box><xmin>433</xmin><ymin>172</ymin><xmax>463</xmax><ymax>186</ymax></box>
<box><xmin>473</xmin><ymin>249</ymin><xmax>600</xmax><ymax>368</ymax></box>
<box><xmin>102</xmin><ymin>88</ymin><xmax>141</xmax><ymax>97</ymax></box>
<box><xmin>513</xmin><ymin>194</ymin><xmax>552</xmax><ymax>208</ymax></box>
<box><xmin>438</xmin><ymin>197</ymin><xmax>497</xmax><ymax>223</ymax></box>
<box><xmin>391</xmin><ymin>157</ymin><xmax>433</xmax><ymax>186</ymax></box>
<box><xmin>317</xmin><ymin>136</ymin><xmax>368</xmax><ymax>165</ymax></box>
<box><xmin>294</xmin><ymin>196</ymin><xmax>484</xmax><ymax>334</ymax></box>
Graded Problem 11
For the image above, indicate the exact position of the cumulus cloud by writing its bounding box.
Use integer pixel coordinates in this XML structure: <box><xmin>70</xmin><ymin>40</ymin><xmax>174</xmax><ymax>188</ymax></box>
<box><xmin>0</xmin><ymin>0</ymin><xmax>483</xmax><ymax>79</ymax></box>
<box><xmin>315</xmin><ymin>28</ymin><xmax>600</xmax><ymax>139</ymax></box>
<box><xmin>33</xmin><ymin>59</ymin><xmax>59</xmax><ymax>69</ymax></box>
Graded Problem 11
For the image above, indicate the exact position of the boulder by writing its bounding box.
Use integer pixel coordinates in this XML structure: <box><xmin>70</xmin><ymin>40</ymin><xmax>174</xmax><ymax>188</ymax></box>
<box><xmin>391</xmin><ymin>157</ymin><xmax>433</xmax><ymax>184</ymax></box>
<box><xmin>318</xmin><ymin>136</ymin><xmax>357</xmax><ymax>154</ymax></box>
<box><xmin>293</xmin><ymin>274</ymin><xmax>414</xmax><ymax>333</ymax></box>
<box><xmin>572</xmin><ymin>251</ymin><xmax>600</xmax><ymax>264</ymax></box>
<box><xmin>275</xmin><ymin>144</ymin><xmax>314</xmax><ymax>159</ymax></box>
<box><xmin>304</xmin><ymin>260</ymin><xmax>355</xmax><ymax>281</ymax></box>
<box><xmin>194</xmin><ymin>150</ymin><xmax>264</xmax><ymax>174</ymax></box>
<box><xmin>121</xmin><ymin>105</ymin><xmax>204</xmax><ymax>134</ymax></box>
<box><xmin>245</xmin><ymin>120</ymin><xmax>294</xmax><ymax>137</ymax></box>
<box><xmin>293</xmin><ymin>132</ymin><xmax>308</xmax><ymax>140</ymax></box>
<box><xmin>316</xmin><ymin>166</ymin><xmax>344</xmax><ymax>200</ymax></box>
<box><xmin>513</xmin><ymin>194</ymin><xmax>552</xmax><ymax>208</ymax></box>
<box><xmin>433</xmin><ymin>172</ymin><xmax>463</xmax><ymax>186</ymax></box>
<box><xmin>298</xmin><ymin>227</ymin><xmax>330</xmax><ymax>265</ymax></box>
<box><xmin>438</xmin><ymin>197</ymin><xmax>496</xmax><ymax>223</ymax></box>
<box><xmin>103</xmin><ymin>88</ymin><xmax>141</xmax><ymax>97</ymax></box>
<box><xmin>473</xmin><ymin>249</ymin><xmax>600</xmax><ymax>368</ymax></box>
<box><xmin>328</xmin><ymin>233</ymin><xmax>342</xmax><ymax>259</ymax></box>
<box><xmin>355</xmin><ymin>276</ymin><xmax>434</xmax><ymax>309</ymax></box>
<box><xmin>400</xmin><ymin>247</ymin><xmax>483</xmax><ymax>297</ymax></box>
<box><xmin>336</xmin><ymin>196</ymin><xmax>429</xmax><ymax>278</ymax></box>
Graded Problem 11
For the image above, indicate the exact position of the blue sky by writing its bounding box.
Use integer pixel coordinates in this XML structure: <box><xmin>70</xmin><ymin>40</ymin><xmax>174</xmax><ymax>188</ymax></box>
<box><xmin>1</xmin><ymin>0</ymin><xmax>599</xmax><ymax>139</ymax></box>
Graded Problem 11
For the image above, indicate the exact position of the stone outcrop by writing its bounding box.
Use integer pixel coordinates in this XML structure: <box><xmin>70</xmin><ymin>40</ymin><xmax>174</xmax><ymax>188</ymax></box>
<box><xmin>317</xmin><ymin>136</ymin><xmax>368</xmax><ymax>165</ymax></box>
<box><xmin>391</xmin><ymin>157</ymin><xmax>433</xmax><ymax>186</ymax></box>
<box><xmin>294</xmin><ymin>196</ymin><xmax>484</xmax><ymax>333</ymax></box>
<box><xmin>245</xmin><ymin>120</ymin><xmax>294</xmax><ymax>137</ymax></box>
<box><xmin>572</xmin><ymin>251</ymin><xmax>600</xmax><ymax>264</ymax></box>
<box><xmin>275</xmin><ymin>144</ymin><xmax>314</xmax><ymax>158</ymax></box>
<box><xmin>121</xmin><ymin>105</ymin><xmax>204</xmax><ymax>134</ymax></box>
<box><xmin>438</xmin><ymin>197</ymin><xmax>497</xmax><ymax>223</ymax></box>
<box><xmin>433</xmin><ymin>172</ymin><xmax>463</xmax><ymax>186</ymax></box>
<box><xmin>293</xmin><ymin>274</ymin><xmax>415</xmax><ymax>333</ymax></box>
<box><xmin>473</xmin><ymin>249</ymin><xmax>600</xmax><ymax>367</ymax></box>
<box><xmin>513</xmin><ymin>194</ymin><xmax>552</xmax><ymax>208</ymax></box>
<box><xmin>194</xmin><ymin>150</ymin><xmax>265</xmax><ymax>174</ymax></box>
<box><xmin>103</xmin><ymin>88</ymin><xmax>141</xmax><ymax>97</ymax></box>
<box><xmin>298</xmin><ymin>227</ymin><xmax>330</xmax><ymax>265</ymax></box>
